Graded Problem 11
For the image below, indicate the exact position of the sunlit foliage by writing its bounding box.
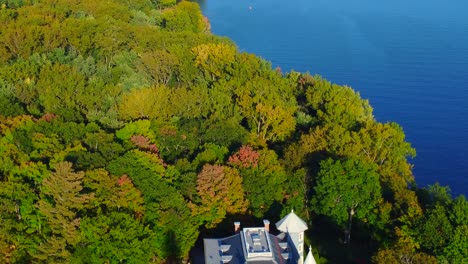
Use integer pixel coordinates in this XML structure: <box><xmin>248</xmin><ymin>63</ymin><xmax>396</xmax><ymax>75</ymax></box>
<box><xmin>0</xmin><ymin>0</ymin><xmax>466</xmax><ymax>263</ymax></box>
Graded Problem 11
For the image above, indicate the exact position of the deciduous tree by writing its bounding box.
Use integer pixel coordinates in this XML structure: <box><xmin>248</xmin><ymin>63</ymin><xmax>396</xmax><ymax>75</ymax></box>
<box><xmin>229</xmin><ymin>147</ymin><xmax>286</xmax><ymax>218</ymax></box>
<box><xmin>33</xmin><ymin>162</ymin><xmax>93</xmax><ymax>262</ymax></box>
<box><xmin>312</xmin><ymin>158</ymin><xmax>382</xmax><ymax>244</ymax></box>
<box><xmin>194</xmin><ymin>164</ymin><xmax>248</xmax><ymax>228</ymax></box>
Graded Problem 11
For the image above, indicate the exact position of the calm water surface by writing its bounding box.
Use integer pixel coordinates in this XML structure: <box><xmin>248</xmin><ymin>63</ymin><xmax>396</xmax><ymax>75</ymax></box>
<box><xmin>198</xmin><ymin>0</ymin><xmax>468</xmax><ymax>196</ymax></box>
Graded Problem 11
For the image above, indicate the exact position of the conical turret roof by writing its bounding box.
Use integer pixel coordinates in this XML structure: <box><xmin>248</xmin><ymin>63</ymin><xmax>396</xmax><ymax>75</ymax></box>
<box><xmin>304</xmin><ymin>246</ymin><xmax>317</xmax><ymax>264</ymax></box>
<box><xmin>275</xmin><ymin>210</ymin><xmax>308</xmax><ymax>233</ymax></box>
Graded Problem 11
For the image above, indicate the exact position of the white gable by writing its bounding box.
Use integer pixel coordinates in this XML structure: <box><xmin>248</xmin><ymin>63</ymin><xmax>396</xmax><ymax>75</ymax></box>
<box><xmin>275</xmin><ymin>210</ymin><xmax>308</xmax><ymax>233</ymax></box>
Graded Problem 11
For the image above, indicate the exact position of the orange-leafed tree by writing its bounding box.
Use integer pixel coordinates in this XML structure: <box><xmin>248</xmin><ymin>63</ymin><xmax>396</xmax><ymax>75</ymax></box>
<box><xmin>195</xmin><ymin>164</ymin><xmax>248</xmax><ymax>228</ymax></box>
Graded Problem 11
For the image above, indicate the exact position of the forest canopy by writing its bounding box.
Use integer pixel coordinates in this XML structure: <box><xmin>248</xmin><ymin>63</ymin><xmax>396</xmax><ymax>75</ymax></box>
<box><xmin>0</xmin><ymin>0</ymin><xmax>466</xmax><ymax>263</ymax></box>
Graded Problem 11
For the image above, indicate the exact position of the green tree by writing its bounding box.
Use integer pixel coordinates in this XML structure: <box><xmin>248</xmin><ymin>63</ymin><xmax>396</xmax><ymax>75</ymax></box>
<box><xmin>36</xmin><ymin>64</ymin><xmax>87</xmax><ymax>121</ymax></box>
<box><xmin>170</xmin><ymin>85</ymin><xmax>210</xmax><ymax>119</ymax></box>
<box><xmin>140</xmin><ymin>49</ymin><xmax>179</xmax><ymax>85</ymax></box>
<box><xmin>229</xmin><ymin>147</ymin><xmax>286</xmax><ymax>218</ymax></box>
<box><xmin>192</xmin><ymin>43</ymin><xmax>236</xmax><ymax>81</ymax></box>
<box><xmin>108</xmin><ymin>151</ymin><xmax>199</xmax><ymax>261</ymax></box>
<box><xmin>73</xmin><ymin>212</ymin><xmax>153</xmax><ymax>263</ymax></box>
<box><xmin>0</xmin><ymin>169</ymin><xmax>44</xmax><ymax>263</ymax></box>
<box><xmin>415</xmin><ymin>205</ymin><xmax>453</xmax><ymax>256</ymax></box>
<box><xmin>153</xmin><ymin>0</ymin><xmax>176</xmax><ymax>9</ymax></box>
<box><xmin>83</xmin><ymin>169</ymin><xmax>145</xmax><ymax>217</ymax></box>
<box><xmin>71</xmin><ymin>129</ymin><xmax>124</xmax><ymax>170</ymax></box>
<box><xmin>443</xmin><ymin>225</ymin><xmax>468</xmax><ymax>263</ymax></box>
<box><xmin>293</xmin><ymin>120</ymin><xmax>418</xmax><ymax>228</ymax></box>
<box><xmin>373</xmin><ymin>247</ymin><xmax>437</xmax><ymax>264</ymax></box>
<box><xmin>162</xmin><ymin>1</ymin><xmax>206</xmax><ymax>33</ymax></box>
<box><xmin>312</xmin><ymin>158</ymin><xmax>382</xmax><ymax>244</ymax></box>
<box><xmin>235</xmin><ymin>76</ymin><xmax>297</xmax><ymax>144</ymax></box>
<box><xmin>118</xmin><ymin>85</ymin><xmax>172</xmax><ymax>121</ymax></box>
<box><xmin>153</xmin><ymin>122</ymin><xmax>200</xmax><ymax>162</ymax></box>
<box><xmin>450</xmin><ymin>195</ymin><xmax>468</xmax><ymax>226</ymax></box>
<box><xmin>305</xmin><ymin>75</ymin><xmax>374</xmax><ymax>130</ymax></box>
<box><xmin>192</xmin><ymin>143</ymin><xmax>229</xmax><ymax>169</ymax></box>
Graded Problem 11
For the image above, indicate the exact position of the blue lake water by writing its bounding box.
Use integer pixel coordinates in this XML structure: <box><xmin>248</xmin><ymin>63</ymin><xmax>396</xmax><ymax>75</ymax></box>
<box><xmin>197</xmin><ymin>0</ymin><xmax>468</xmax><ymax>196</ymax></box>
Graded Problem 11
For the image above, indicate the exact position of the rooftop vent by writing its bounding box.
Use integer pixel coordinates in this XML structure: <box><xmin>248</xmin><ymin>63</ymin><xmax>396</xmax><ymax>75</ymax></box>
<box><xmin>279</xmin><ymin>242</ymin><xmax>288</xmax><ymax>249</ymax></box>
<box><xmin>222</xmin><ymin>255</ymin><xmax>232</xmax><ymax>263</ymax></box>
<box><xmin>251</xmin><ymin>233</ymin><xmax>261</xmax><ymax>245</ymax></box>
<box><xmin>221</xmin><ymin>244</ymin><xmax>231</xmax><ymax>253</ymax></box>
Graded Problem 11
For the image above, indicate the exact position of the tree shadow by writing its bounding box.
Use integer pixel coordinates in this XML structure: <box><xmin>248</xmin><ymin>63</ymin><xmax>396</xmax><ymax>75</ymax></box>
<box><xmin>162</xmin><ymin>230</ymin><xmax>182</xmax><ymax>264</ymax></box>
<box><xmin>263</xmin><ymin>200</ymin><xmax>283</xmax><ymax>224</ymax></box>
<box><xmin>308</xmin><ymin>215</ymin><xmax>377</xmax><ymax>264</ymax></box>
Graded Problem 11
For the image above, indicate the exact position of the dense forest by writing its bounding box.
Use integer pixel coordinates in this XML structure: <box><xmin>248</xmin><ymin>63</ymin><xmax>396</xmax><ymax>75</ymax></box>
<box><xmin>0</xmin><ymin>0</ymin><xmax>466</xmax><ymax>263</ymax></box>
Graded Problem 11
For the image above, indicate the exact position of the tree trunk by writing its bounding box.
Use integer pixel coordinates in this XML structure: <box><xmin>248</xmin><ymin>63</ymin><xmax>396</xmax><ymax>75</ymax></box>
<box><xmin>345</xmin><ymin>208</ymin><xmax>354</xmax><ymax>244</ymax></box>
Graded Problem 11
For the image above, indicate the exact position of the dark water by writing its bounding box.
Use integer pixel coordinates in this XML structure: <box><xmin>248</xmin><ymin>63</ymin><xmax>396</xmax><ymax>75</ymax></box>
<box><xmin>198</xmin><ymin>0</ymin><xmax>468</xmax><ymax>196</ymax></box>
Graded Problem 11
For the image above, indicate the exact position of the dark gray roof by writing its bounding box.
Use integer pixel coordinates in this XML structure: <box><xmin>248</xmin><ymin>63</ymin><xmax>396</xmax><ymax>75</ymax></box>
<box><xmin>204</xmin><ymin>227</ymin><xmax>294</xmax><ymax>264</ymax></box>
<box><xmin>204</xmin><ymin>234</ymin><xmax>245</xmax><ymax>264</ymax></box>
